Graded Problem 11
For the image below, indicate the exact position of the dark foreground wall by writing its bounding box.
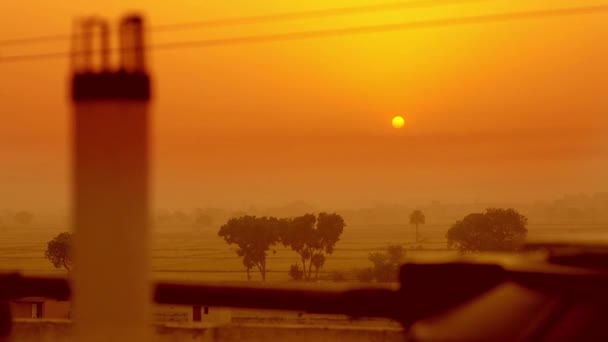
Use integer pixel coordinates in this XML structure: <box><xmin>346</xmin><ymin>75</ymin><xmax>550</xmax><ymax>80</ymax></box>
<box><xmin>9</xmin><ymin>320</ymin><xmax>404</xmax><ymax>342</ymax></box>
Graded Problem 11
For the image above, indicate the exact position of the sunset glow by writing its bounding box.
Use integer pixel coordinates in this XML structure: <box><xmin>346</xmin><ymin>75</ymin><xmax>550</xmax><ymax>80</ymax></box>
<box><xmin>2</xmin><ymin>2</ymin><xmax>608</xmax><ymax>339</ymax></box>
<box><xmin>1</xmin><ymin>0</ymin><xmax>607</xmax><ymax>209</ymax></box>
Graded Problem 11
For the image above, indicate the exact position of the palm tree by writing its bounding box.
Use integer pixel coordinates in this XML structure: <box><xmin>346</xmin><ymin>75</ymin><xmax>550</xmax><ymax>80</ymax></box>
<box><xmin>409</xmin><ymin>210</ymin><xmax>426</xmax><ymax>243</ymax></box>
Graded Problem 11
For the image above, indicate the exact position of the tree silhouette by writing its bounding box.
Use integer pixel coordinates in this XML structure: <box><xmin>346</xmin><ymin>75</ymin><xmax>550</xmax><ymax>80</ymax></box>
<box><xmin>45</xmin><ymin>232</ymin><xmax>73</xmax><ymax>272</ymax></box>
<box><xmin>281</xmin><ymin>213</ymin><xmax>345</xmax><ymax>281</ymax></box>
<box><xmin>446</xmin><ymin>208</ymin><xmax>528</xmax><ymax>253</ymax></box>
<box><xmin>311</xmin><ymin>253</ymin><xmax>326</xmax><ymax>280</ymax></box>
<box><xmin>367</xmin><ymin>245</ymin><xmax>405</xmax><ymax>282</ymax></box>
<box><xmin>288</xmin><ymin>264</ymin><xmax>305</xmax><ymax>280</ymax></box>
<box><xmin>14</xmin><ymin>211</ymin><xmax>34</xmax><ymax>225</ymax></box>
<box><xmin>218</xmin><ymin>216</ymin><xmax>282</xmax><ymax>281</ymax></box>
<box><xmin>193</xmin><ymin>208</ymin><xmax>215</xmax><ymax>229</ymax></box>
<box><xmin>243</xmin><ymin>255</ymin><xmax>255</xmax><ymax>281</ymax></box>
<box><xmin>194</xmin><ymin>213</ymin><xmax>213</xmax><ymax>228</ymax></box>
<box><xmin>409</xmin><ymin>210</ymin><xmax>425</xmax><ymax>243</ymax></box>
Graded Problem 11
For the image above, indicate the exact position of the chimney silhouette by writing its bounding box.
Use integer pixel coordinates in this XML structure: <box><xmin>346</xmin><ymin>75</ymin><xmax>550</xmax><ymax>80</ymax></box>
<box><xmin>71</xmin><ymin>14</ymin><xmax>151</xmax><ymax>342</ymax></box>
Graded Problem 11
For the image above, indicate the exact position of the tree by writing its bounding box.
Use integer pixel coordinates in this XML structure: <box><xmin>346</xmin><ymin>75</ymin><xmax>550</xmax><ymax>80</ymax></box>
<box><xmin>311</xmin><ymin>253</ymin><xmax>326</xmax><ymax>280</ymax></box>
<box><xmin>218</xmin><ymin>216</ymin><xmax>282</xmax><ymax>281</ymax></box>
<box><xmin>173</xmin><ymin>211</ymin><xmax>190</xmax><ymax>223</ymax></box>
<box><xmin>446</xmin><ymin>208</ymin><xmax>528</xmax><ymax>253</ymax></box>
<box><xmin>288</xmin><ymin>264</ymin><xmax>305</xmax><ymax>280</ymax></box>
<box><xmin>45</xmin><ymin>232</ymin><xmax>73</xmax><ymax>272</ymax></box>
<box><xmin>280</xmin><ymin>213</ymin><xmax>345</xmax><ymax>281</ymax></box>
<box><xmin>243</xmin><ymin>255</ymin><xmax>255</xmax><ymax>281</ymax></box>
<box><xmin>355</xmin><ymin>268</ymin><xmax>375</xmax><ymax>282</ymax></box>
<box><xmin>368</xmin><ymin>252</ymin><xmax>391</xmax><ymax>282</ymax></box>
<box><xmin>281</xmin><ymin>214</ymin><xmax>315</xmax><ymax>279</ymax></box>
<box><xmin>194</xmin><ymin>213</ymin><xmax>213</xmax><ymax>228</ymax></box>
<box><xmin>409</xmin><ymin>210</ymin><xmax>425</xmax><ymax>243</ymax></box>
<box><xmin>367</xmin><ymin>245</ymin><xmax>406</xmax><ymax>282</ymax></box>
<box><xmin>193</xmin><ymin>208</ymin><xmax>220</xmax><ymax>229</ymax></box>
<box><xmin>156</xmin><ymin>209</ymin><xmax>171</xmax><ymax>223</ymax></box>
<box><xmin>386</xmin><ymin>245</ymin><xmax>406</xmax><ymax>265</ymax></box>
<box><xmin>14</xmin><ymin>211</ymin><xmax>34</xmax><ymax>225</ymax></box>
<box><xmin>328</xmin><ymin>270</ymin><xmax>347</xmax><ymax>282</ymax></box>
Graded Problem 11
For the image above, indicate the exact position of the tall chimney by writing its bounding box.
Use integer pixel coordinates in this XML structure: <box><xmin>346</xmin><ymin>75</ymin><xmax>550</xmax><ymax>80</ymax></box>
<box><xmin>71</xmin><ymin>14</ymin><xmax>151</xmax><ymax>342</ymax></box>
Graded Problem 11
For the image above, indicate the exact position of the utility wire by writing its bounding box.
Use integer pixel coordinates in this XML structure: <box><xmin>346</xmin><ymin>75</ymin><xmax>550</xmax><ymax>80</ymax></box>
<box><xmin>152</xmin><ymin>0</ymin><xmax>489</xmax><ymax>31</ymax></box>
<box><xmin>0</xmin><ymin>0</ymin><xmax>489</xmax><ymax>47</ymax></box>
<box><xmin>1</xmin><ymin>4</ymin><xmax>607</xmax><ymax>64</ymax></box>
<box><xmin>153</xmin><ymin>4</ymin><xmax>608</xmax><ymax>49</ymax></box>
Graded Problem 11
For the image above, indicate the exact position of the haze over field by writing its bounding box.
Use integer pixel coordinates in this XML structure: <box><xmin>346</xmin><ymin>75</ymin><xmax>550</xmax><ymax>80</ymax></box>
<box><xmin>2</xmin><ymin>191</ymin><xmax>608</xmax><ymax>282</ymax></box>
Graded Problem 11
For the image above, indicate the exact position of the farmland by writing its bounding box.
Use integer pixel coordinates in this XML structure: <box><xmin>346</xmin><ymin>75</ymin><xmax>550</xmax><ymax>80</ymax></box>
<box><xmin>1</xmin><ymin>218</ymin><xmax>607</xmax><ymax>282</ymax></box>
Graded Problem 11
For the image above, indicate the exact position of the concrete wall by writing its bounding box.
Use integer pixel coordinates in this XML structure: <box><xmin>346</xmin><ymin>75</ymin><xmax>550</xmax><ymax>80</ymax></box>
<box><xmin>10</xmin><ymin>300</ymin><xmax>70</xmax><ymax>320</ymax></box>
<box><xmin>43</xmin><ymin>301</ymin><xmax>71</xmax><ymax>320</ymax></box>
<box><xmin>9</xmin><ymin>320</ymin><xmax>404</xmax><ymax>342</ymax></box>
<box><xmin>153</xmin><ymin>305</ymin><xmax>231</xmax><ymax>324</ymax></box>
<box><xmin>10</xmin><ymin>304</ymin><xmax>33</xmax><ymax>320</ymax></box>
<box><xmin>153</xmin><ymin>305</ymin><xmax>190</xmax><ymax>323</ymax></box>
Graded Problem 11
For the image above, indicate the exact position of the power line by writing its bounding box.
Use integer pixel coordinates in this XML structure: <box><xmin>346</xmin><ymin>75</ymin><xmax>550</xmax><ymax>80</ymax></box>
<box><xmin>151</xmin><ymin>0</ymin><xmax>488</xmax><ymax>31</ymax></box>
<box><xmin>0</xmin><ymin>0</ymin><xmax>488</xmax><ymax>47</ymax></box>
<box><xmin>1</xmin><ymin>4</ymin><xmax>607</xmax><ymax>64</ymax></box>
<box><xmin>153</xmin><ymin>4</ymin><xmax>608</xmax><ymax>49</ymax></box>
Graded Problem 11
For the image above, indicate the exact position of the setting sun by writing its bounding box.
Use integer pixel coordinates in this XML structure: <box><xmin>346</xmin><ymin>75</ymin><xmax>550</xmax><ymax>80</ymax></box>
<box><xmin>392</xmin><ymin>116</ymin><xmax>405</xmax><ymax>129</ymax></box>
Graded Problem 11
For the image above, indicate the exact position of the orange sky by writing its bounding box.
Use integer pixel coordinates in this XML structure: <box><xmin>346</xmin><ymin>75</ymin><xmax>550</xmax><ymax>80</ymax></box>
<box><xmin>1</xmin><ymin>0</ymin><xmax>608</xmax><ymax>211</ymax></box>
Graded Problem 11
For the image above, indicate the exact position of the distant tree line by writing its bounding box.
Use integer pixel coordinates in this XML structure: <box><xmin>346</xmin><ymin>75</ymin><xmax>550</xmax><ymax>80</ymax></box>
<box><xmin>155</xmin><ymin>209</ymin><xmax>216</xmax><ymax>228</ymax></box>
<box><xmin>346</xmin><ymin>208</ymin><xmax>528</xmax><ymax>282</ymax></box>
<box><xmin>43</xmin><ymin>207</ymin><xmax>528</xmax><ymax>282</ymax></box>
<box><xmin>0</xmin><ymin>211</ymin><xmax>35</xmax><ymax>227</ymax></box>
<box><xmin>218</xmin><ymin>213</ymin><xmax>345</xmax><ymax>281</ymax></box>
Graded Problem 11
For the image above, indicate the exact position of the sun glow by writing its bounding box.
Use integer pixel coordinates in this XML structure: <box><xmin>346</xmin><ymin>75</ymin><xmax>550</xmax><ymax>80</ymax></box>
<box><xmin>392</xmin><ymin>116</ymin><xmax>405</xmax><ymax>129</ymax></box>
